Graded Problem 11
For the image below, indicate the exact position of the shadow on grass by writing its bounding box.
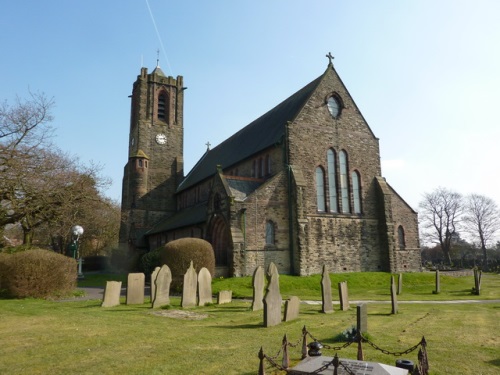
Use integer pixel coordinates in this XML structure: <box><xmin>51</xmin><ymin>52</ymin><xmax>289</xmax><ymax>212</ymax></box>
<box><xmin>487</xmin><ymin>358</ymin><xmax>500</xmax><ymax>367</ymax></box>
<box><xmin>212</xmin><ymin>323</ymin><xmax>262</xmax><ymax>329</ymax></box>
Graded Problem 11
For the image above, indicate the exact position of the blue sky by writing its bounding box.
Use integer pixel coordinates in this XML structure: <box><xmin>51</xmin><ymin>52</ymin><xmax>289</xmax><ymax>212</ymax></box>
<box><xmin>2</xmin><ymin>0</ymin><xmax>500</xmax><ymax>212</ymax></box>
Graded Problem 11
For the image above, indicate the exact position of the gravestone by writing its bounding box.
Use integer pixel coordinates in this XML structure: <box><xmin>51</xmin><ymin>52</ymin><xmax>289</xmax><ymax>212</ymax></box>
<box><xmin>217</xmin><ymin>290</ymin><xmax>232</xmax><ymax>304</ymax></box>
<box><xmin>150</xmin><ymin>266</ymin><xmax>161</xmax><ymax>303</ymax></box>
<box><xmin>320</xmin><ymin>265</ymin><xmax>333</xmax><ymax>313</ymax></box>
<box><xmin>152</xmin><ymin>264</ymin><xmax>172</xmax><ymax>308</ymax></box>
<box><xmin>126</xmin><ymin>273</ymin><xmax>145</xmax><ymax>305</ymax></box>
<box><xmin>251</xmin><ymin>266</ymin><xmax>265</xmax><ymax>311</ymax></box>
<box><xmin>390</xmin><ymin>275</ymin><xmax>398</xmax><ymax>314</ymax></box>
<box><xmin>181</xmin><ymin>261</ymin><xmax>198</xmax><ymax>308</ymax></box>
<box><xmin>263</xmin><ymin>262</ymin><xmax>282</xmax><ymax>327</ymax></box>
<box><xmin>198</xmin><ymin>267</ymin><xmax>213</xmax><ymax>306</ymax></box>
<box><xmin>473</xmin><ymin>268</ymin><xmax>482</xmax><ymax>295</ymax></box>
<box><xmin>338</xmin><ymin>281</ymin><xmax>349</xmax><ymax>311</ymax></box>
<box><xmin>284</xmin><ymin>296</ymin><xmax>300</xmax><ymax>322</ymax></box>
<box><xmin>433</xmin><ymin>270</ymin><xmax>440</xmax><ymax>294</ymax></box>
<box><xmin>397</xmin><ymin>273</ymin><xmax>403</xmax><ymax>295</ymax></box>
<box><xmin>102</xmin><ymin>281</ymin><xmax>122</xmax><ymax>307</ymax></box>
<box><xmin>357</xmin><ymin>304</ymin><xmax>368</xmax><ymax>334</ymax></box>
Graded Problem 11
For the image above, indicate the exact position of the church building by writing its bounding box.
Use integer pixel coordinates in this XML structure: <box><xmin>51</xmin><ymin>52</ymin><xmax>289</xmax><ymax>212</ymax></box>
<box><xmin>119</xmin><ymin>55</ymin><xmax>421</xmax><ymax>276</ymax></box>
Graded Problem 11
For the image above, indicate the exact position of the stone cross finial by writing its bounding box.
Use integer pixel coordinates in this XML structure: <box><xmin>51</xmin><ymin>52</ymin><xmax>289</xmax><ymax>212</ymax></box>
<box><xmin>326</xmin><ymin>52</ymin><xmax>334</xmax><ymax>65</ymax></box>
<box><xmin>205</xmin><ymin>141</ymin><xmax>211</xmax><ymax>150</ymax></box>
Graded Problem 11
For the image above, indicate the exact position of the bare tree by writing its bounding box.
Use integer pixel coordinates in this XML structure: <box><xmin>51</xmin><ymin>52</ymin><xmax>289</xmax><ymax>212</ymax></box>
<box><xmin>463</xmin><ymin>194</ymin><xmax>500</xmax><ymax>269</ymax></box>
<box><xmin>419</xmin><ymin>187</ymin><xmax>463</xmax><ymax>265</ymax></box>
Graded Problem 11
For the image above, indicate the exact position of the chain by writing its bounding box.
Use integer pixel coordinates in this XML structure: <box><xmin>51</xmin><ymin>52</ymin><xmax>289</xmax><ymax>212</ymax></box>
<box><xmin>362</xmin><ymin>335</ymin><xmax>422</xmax><ymax>356</ymax></box>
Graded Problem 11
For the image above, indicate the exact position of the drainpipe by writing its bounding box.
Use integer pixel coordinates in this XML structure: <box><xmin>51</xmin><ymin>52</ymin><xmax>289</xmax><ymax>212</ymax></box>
<box><xmin>285</xmin><ymin>122</ymin><xmax>295</xmax><ymax>275</ymax></box>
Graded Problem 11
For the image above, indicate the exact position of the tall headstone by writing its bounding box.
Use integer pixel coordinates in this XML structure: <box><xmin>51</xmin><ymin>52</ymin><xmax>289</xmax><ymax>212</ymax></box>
<box><xmin>357</xmin><ymin>304</ymin><xmax>368</xmax><ymax>334</ymax></box>
<box><xmin>181</xmin><ymin>261</ymin><xmax>197</xmax><ymax>308</ymax></box>
<box><xmin>251</xmin><ymin>266</ymin><xmax>265</xmax><ymax>311</ymax></box>
<box><xmin>126</xmin><ymin>273</ymin><xmax>145</xmax><ymax>305</ymax></box>
<box><xmin>338</xmin><ymin>281</ymin><xmax>349</xmax><ymax>311</ymax></box>
<box><xmin>198</xmin><ymin>267</ymin><xmax>213</xmax><ymax>306</ymax></box>
<box><xmin>152</xmin><ymin>264</ymin><xmax>172</xmax><ymax>308</ymax></box>
<box><xmin>284</xmin><ymin>296</ymin><xmax>300</xmax><ymax>322</ymax></box>
<box><xmin>263</xmin><ymin>262</ymin><xmax>282</xmax><ymax>327</ymax></box>
<box><xmin>397</xmin><ymin>273</ymin><xmax>403</xmax><ymax>295</ymax></box>
<box><xmin>150</xmin><ymin>266</ymin><xmax>161</xmax><ymax>303</ymax></box>
<box><xmin>433</xmin><ymin>270</ymin><xmax>440</xmax><ymax>294</ymax></box>
<box><xmin>321</xmin><ymin>265</ymin><xmax>333</xmax><ymax>314</ymax></box>
<box><xmin>390</xmin><ymin>275</ymin><xmax>398</xmax><ymax>314</ymax></box>
<box><xmin>102</xmin><ymin>281</ymin><xmax>122</xmax><ymax>307</ymax></box>
<box><xmin>473</xmin><ymin>268</ymin><xmax>482</xmax><ymax>295</ymax></box>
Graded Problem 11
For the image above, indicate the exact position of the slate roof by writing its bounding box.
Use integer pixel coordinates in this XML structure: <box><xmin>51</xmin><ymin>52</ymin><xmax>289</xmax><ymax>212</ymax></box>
<box><xmin>177</xmin><ymin>74</ymin><xmax>324</xmax><ymax>192</ymax></box>
<box><xmin>146</xmin><ymin>204</ymin><xmax>207</xmax><ymax>235</ymax></box>
<box><xmin>226</xmin><ymin>177</ymin><xmax>265</xmax><ymax>201</ymax></box>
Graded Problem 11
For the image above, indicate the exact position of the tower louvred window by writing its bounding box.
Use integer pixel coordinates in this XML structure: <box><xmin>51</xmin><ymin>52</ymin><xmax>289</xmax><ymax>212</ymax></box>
<box><xmin>158</xmin><ymin>92</ymin><xmax>167</xmax><ymax>120</ymax></box>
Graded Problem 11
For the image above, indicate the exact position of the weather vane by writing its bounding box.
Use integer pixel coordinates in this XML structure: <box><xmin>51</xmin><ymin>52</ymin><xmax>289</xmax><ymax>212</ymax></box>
<box><xmin>156</xmin><ymin>49</ymin><xmax>160</xmax><ymax>67</ymax></box>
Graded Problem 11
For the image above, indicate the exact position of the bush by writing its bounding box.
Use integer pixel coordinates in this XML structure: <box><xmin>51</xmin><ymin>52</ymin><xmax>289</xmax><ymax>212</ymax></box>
<box><xmin>0</xmin><ymin>249</ymin><xmax>77</xmax><ymax>299</ymax></box>
<box><xmin>140</xmin><ymin>248</ymin><xmax>162</xmax><ymax>277</ymax></box>
<box><xmin>159</xmin><ymin>238</ymin><xmax>215</xmax><ymax>290</ymax></box>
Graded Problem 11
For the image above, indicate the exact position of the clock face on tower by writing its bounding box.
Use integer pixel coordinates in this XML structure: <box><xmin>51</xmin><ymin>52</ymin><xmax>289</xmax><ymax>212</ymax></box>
<box><xmin>155</xmin><ymin>133</ymin><xmax>167</xmax><ymax>145</ymax></box>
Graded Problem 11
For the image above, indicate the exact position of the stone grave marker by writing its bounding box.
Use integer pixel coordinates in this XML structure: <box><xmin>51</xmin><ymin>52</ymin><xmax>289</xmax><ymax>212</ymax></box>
<box><xmin>338</xmin><ymin>281</ymin><xmax>349</xmax><ymax>311</ymax></box>
<box><xmin>357</xmin><ymin>304</ymin><xmax>368</xmax><ymax>334</ymax></box>
<box><xmin>433</xmin><ymin>269</ymin><xmax>440</xmax><ymax>294</ymax></box>
<box><xmin>150</xmin><ymin>266</ymin><xmax>161</xmax><ymax>303</ymax></box>
<box><xmin>217</xmin><ymin>290</ymin><xmax>232</xmax><ymax>304</ymax></box>
<box><xmin>263</xmin><ymin>262</ymin><xmax>282</xmax><ymax>327</ymax></box>
<box><xmin>251</xmin><ymin>266</ymin><xmax>265</xmax><ymax>311</ymax></box>
<box><xmin>181</xmin><ymin>261</ymin><xmax>198</xmax><ymax>308</ymax></box>
<box><xmin>473</xmin><ymin>268</ymin><xmax>482</xmax><ymax>295</ymax></box>
<box><xmin>126</xmin><ymin>272</ymin><xmax>145</xmax><ymax>305</ymax></box>
<box><xmin>198</xmin><ymin>267</ymin><xmax>213</xmax><ymax>306</ymax></box>
<box><xmin>321</xmin><ymin>265</ymin><xmax>333</xmax><ymax>313</ymax></box>
<box><xmin>284</xmin><ymin>296</ymin><xmax>300</xmax><ymax>322</ymax></box>
<box><xmin>397</xmin><ymin>273</ymin><xmax>403</xmax><ymax>295</ymax></box>
<box><xmin>102</xmin><ymin>281</ymin><xmax>122</xmax><ymax>307</ymax></box>
<box><xmin>390</xmin><ymin>275</ymin><xmax>398</xmax><ymax>314</ymax></box>
<box><xmin>152</xmin><ymin>264</ymin><xmax>172</xmax><ymax>308</ymax></box>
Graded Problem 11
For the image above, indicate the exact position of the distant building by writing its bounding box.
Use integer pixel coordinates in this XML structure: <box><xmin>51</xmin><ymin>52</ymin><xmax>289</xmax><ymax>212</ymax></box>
<box><xmin>119</xmin><ymin>56</ymin><xmax>420</xmax><ymax>276</ymax></box>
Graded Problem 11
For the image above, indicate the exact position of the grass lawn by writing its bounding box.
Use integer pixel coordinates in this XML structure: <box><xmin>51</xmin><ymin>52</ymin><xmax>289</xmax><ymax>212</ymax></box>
<box><xmin>0</xmin><ymin>272</ymin><xmax>499</xmax><ymax>374</ymax></box>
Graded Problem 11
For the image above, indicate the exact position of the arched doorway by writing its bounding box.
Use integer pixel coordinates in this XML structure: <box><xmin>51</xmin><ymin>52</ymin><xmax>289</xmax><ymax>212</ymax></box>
<box><xmin>210</xmin><ymin>215</ymin><xmax>230</xmax><ymax>268</ymax></box>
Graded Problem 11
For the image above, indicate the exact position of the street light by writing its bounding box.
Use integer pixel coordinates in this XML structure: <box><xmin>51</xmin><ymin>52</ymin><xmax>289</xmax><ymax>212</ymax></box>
<box><xmin>71</xmin><ymin>225</ymin><xmax>84</xmax><ymax>279</ymax></box>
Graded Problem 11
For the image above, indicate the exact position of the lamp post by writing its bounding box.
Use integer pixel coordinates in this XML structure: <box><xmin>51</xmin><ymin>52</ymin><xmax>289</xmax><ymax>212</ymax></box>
<box><xmin>71</xmin><ymin>225</ymin><xmax>84</xmax><ymax>279</ymax></box>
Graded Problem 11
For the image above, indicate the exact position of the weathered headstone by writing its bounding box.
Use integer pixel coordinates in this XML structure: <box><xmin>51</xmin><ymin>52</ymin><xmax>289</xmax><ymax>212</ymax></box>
<box><xmin>263</xmin><ymin>262</ymin><xmax>282</xmax><ymax>327</ymax></box>
<box><xmin>473</xmin><ymin>268</ymin><xmax>482</xmax><ymax>295</ymax></box>
<box><xmin>102</xmin><ymin>281</ymin><xmax>122</xmax><ymax>307</ymax></box>
<box><xmin>152</xmin><ymin>264</ymin><xmax>172</xmax><ymax>308</ymax></box>
<box><xmin>284</xmin><ymin>296</ymin><xmax>300</xmax><ymax>322</ymax></box>
<box><xmin>397</xmin><ymin>273</ymin><xmax>403</xmax><ymax>295</ymax></box>
<box><xmin>217</xmin><ymin>290</ymin><xmax>232</xmax><ymax>304</ymax></box>
<box><xmin>181</xmin><ymin>261</ymin><xmax>198</xmax><ymax>308</ymax></box>
<box><xmin>321</xmin><ymin>265</ymin><xmax>333</xmax><ymax>313</ymax></box>
<box><xmin>126</xmin><ymin>273</ymin><xmax>145</xmax><ymax>305</ymax></box>
<box><xmin>251</xmin><ymin>266</ymin><xmax>265</xmax><ymax>311</ymax></box>
<box><xmin>433</xmin><ymin>270</ymin><xmax>440</xmax><ymax>294</ymax></box>
<box><xmin>198</xmin><ymin>267</ymin><xmax>213</xmax><ymax>306</ymax></box>
<box><xmin>150</xmin><ymin>266</ymin><xmax>161</xmax><ymax>303</ymax></box>
<box><xmin>357</xmin><ymin>304</ymin><xmax>368</xmax><ymax>334</ymax></box>
<box><xmin>338</xmin><ymin>281</ymin><xmax>349</xmax><ymax>311</ymax></box>
<box><xmin>390</xmin><ymin>275</ymin><xmax>398</xmax><ymax>314</ymax></box>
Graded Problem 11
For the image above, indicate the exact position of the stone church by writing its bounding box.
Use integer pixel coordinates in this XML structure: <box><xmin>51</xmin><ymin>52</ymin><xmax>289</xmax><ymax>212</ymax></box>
<box><xmin>119</xmin><ymin>55</ymin><xmax>421</xmax><ymax>276</ymax></box>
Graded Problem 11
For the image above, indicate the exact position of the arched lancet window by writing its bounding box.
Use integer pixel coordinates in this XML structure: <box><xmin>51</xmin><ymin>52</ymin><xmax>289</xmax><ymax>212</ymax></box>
<box><xmin>352</xmin><ymin>170</ymin><xmax>361</xmax><ymax>214</ymax></box>
<box><xmin>252</xmin><ymin>160</ymin><xmax>257</xmax><ymax>177</ymax></box>
<box><xmin>266</xmin><ymin>220</ymin><xmax>275</xmax><ymax>246</ymax></box>
<box><xmin>260</xmin><ymin>157</ymin><xmax>265</xmax><ymax>177</ymax></box>
<box><xmin>266</xmin><ymin>155</ymin><xmax>271</xmax><ymax>175</ymax></box>
<box><xmin>339</xmin><ymin>151</ymin><xmax>350</xmax><ymax>213</ymax></box>
<box><xmin>158</xmin><ymin>92</ymin><xmax>168</xmax><ymax>121</ymax></box>
<box><xmin>398</xmin><ymin>226</ymin><xmax>406</xmax><ymax>250</ymax></box>
<box><xmin>327</xmin><ymin>149</ymin><xmax>338</xmax><ymax>213</ymax></box>
<box><xmin>316</xmin><ymin>166</ymin><xmax>326</xmax><ymax>212</ymax></box>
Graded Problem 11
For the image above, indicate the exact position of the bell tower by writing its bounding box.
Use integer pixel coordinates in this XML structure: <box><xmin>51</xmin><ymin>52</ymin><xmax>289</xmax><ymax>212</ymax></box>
<box><xmin>119</xmin><ymin>65</ymin><xmax>185</xmax><ymax>251</ymax></box>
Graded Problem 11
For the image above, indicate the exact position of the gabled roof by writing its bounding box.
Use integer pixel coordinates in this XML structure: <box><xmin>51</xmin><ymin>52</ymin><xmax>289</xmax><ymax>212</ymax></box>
<box><xmin>177</xmin><ymin>74</ymin><xmax>324</xmax><ymax>192</ymax></box>
<box><xmin>146</xmin><ymin>204</ymin><xmax>207</xmax><ymax>235</ymax></box>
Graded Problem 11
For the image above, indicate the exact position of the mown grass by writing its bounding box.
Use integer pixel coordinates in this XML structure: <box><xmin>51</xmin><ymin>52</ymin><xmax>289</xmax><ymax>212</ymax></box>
<box><xmin>0</xmin><ymin>272</ymin><xmax>498</xmax><ymax>374</ymax></box>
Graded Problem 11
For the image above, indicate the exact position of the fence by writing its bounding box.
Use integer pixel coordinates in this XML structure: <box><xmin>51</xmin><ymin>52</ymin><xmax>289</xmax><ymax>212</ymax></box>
<box><xmin>258</xmin><ymin>326</ymin><xmax>428</xmax><ymax>375</ymax></box>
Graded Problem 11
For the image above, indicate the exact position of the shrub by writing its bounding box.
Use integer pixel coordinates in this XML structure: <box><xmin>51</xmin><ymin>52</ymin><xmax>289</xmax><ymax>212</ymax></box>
<box><xmin>140</xmin><ymin>248</ymin><xmax>162</xmax><ymax>277</ymax></box>
<box><xmin>159</xmin><ymin>238</ymin><xmax>215</xmax><ymax>290</ymax></box>
<box><xmin>1</xmin><ymin>249</ymin><xmax>77</xmax><ymax>299</ymax></box>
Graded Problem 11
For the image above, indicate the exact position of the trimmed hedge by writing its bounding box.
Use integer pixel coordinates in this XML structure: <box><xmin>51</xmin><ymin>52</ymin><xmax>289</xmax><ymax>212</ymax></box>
<box><xmin>0</xmin><ymin>249</ymin><xmax>77</xmax><ymax>299</ymax></box>
<box><xmin>159</xmin><ymin>238</ymin><xmax>215</xmax><ymax>288</ymax></box>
